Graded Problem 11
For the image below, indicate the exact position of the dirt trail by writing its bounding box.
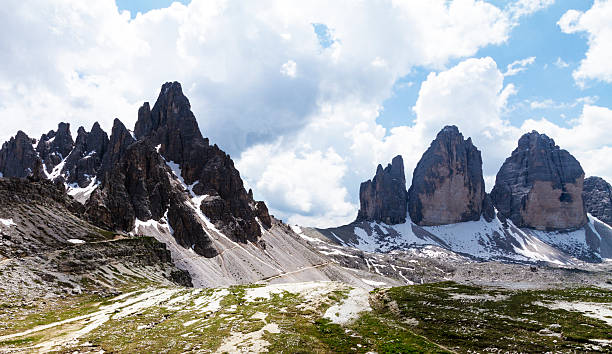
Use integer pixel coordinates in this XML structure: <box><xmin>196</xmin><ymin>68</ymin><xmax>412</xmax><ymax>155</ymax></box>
<box><xmin>0</xmin><ymin>288</ymin><xmax>178</xmax><ymax>353</ymax></box>
<box><xmin>259</xmin><ymin>262</ymin><xmax>331</xmax><ymax>282</ymax></box>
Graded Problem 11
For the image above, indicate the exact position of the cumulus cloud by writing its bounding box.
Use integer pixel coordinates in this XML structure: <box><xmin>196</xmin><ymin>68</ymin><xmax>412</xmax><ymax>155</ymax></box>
<box><xmin>506</xmin><ymin>0</ymin><xmax>555</xmax><ymax>21</ymax></box>
<box><xmin>558</xmin><ymin>0</ymin><xmax>612</xmax><ymax>86</ymax></box>
<box><xmin>504</xmin><ymin>56</ymin><xmax>536</xmax><ymax>76</ymax></box>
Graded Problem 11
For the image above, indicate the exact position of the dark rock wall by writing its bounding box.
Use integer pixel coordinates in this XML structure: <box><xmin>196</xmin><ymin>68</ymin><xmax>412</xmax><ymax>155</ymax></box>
<box><xmin>583</xmin><ymin>176</ymin><xmax>612</xmax><ymax>226</ymax></box>
<box><xmin>356</xmin><ymin>155</ymin><xmax>407</xmax><ymax>225</ymax></box>
<box><xmin>408</xmin><ymin>126</ymin><xmax>491</xmax><ymax>226</ymax></box>
<box><xmin>491</xmin><ymin>131</ymin><xmax>587</xmax><ymax>230</ymax></box>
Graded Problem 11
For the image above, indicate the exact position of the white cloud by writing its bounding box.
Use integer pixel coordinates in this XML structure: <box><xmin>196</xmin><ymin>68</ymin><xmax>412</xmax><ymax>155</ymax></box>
<box><xmin>504</xmin><ymin>56</ymin><xmax>536</xmax><ymax>76</ymax></box>
<box><xmin>0</xmin><ymin>0</ymin><xmax>513</xmax><ymax>156</ymax></box>
<box><xmin>506</xmin><ymin>0</ymin><xmax>555</xmax><ymax>21</ymax></box>
<box><xmin>558</xmin><ymin>0</ymin><xmax>612</xmax><ymax>85</ymax></box>
<box><xmin>554</xmin><ymin>57</ymin><xmax>569</xmax><ymax>68</ymax></box>
<box><xmin>528</xmin><ymin>96</ymin><xmax>598</xmax><ymax>110</ymax></box>
<box><xmin>280</xmin><ymin>60</ymin><xmax>297</xmax><ymax>78</ymax></box>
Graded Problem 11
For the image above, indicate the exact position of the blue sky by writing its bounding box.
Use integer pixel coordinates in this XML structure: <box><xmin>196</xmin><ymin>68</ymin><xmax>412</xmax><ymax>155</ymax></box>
<box><xmin>117</xmin><ymin>0</ymin><xmax>190</xmax><ymax>17</ymax></box>
<box><xmin>377</xmin><ymin>0</ymin><xmax>609</xmax><ymax>130</ymax></box>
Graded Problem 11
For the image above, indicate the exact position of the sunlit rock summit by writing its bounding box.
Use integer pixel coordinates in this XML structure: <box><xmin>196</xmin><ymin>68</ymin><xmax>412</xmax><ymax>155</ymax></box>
<box><xmin>408</xmin><ymin>125</ymin><xmax>494</xmax><ymax>226</ymax></box>
<box><xmin>491</xmin><ymin>131</ymin><xmax>587</xmax><ymax>231</ymax></box>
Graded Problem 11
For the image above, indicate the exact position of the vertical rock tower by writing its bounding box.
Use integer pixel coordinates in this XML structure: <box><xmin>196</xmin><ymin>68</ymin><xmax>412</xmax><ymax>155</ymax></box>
<box><xmin>356</xmin><ymin>155</ymin><xmax>407</xmax><ymax>225</ymax></box>
<box><xmin>408</xmin><ymin>126</ymin><xmax>493</xmax><ymax>226</ymax></box>
<box><xmin>582</xmin><ymin>176</ymin><xmax>612</xmax><ymax>227</ymax></box>
<box><xmin>491</xmin><ymin>131</ymin><xmax>587</xmax><ymax>230</ymax></box>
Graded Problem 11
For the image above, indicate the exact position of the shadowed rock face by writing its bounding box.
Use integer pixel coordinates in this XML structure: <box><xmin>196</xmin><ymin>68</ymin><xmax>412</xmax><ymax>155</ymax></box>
<box><xmin>408</xmin><ymin>126</ymin><xmax>492</xmax><ymax>226</ymax></box>
<box><xmin>0</xmin><ymin>131</ymin><xmax>42</xmax><ymax>178</ymax></box>
<box><xmin>0</xmin><ymin>82</ymin><xmax>269</xmax><ymax>257</ymax></box>
<box><xmin>356</xmin><ymin>155</ymin><xmax>407</xmax><ymax>225</ymax></box>
<box><xmin>583</xmin><ymin>176</ymin><xmax>612</xmax><ymax>226</ymax></box>
<box><xmin>63</xmin><ymin>122</ymin><xmax>109</xmax><ymax>187</ymax></box>
<box><xmin>491</xmin><ymin>131</ymin><xmax>587</xmax><ymax>230</ymax></box>
<box><xmin>36</xmin><ymin>122</ymin><xmax>74</xmax><ymax>174</ymax></box>
<box><xmin>85</xmin><ymin>139</ymin><xmax>218</xmax><ymax>258</ymax></box>
<box><xmin>134</xmin><ymin>81</ymin><xmax>271</xmax><ymax>243</ymax></box>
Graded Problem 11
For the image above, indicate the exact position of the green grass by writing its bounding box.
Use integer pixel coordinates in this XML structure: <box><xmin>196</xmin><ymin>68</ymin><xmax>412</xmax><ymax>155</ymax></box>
<box><xmin>377</xmin><ymin>281</ymin><xmax>612</xmax><ymax>353</ymax></box>
<box><xmin>1</xmin><ymin>281</ymin><xmax>610</xmax><ymax>353</ymax></box>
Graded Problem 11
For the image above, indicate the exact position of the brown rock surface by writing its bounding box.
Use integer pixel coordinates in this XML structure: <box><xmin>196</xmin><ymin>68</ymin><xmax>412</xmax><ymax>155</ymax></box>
<box><xmin>408</xmin><ymin>126</ymin><xmax>492</xmax><ymax>226</ymax></box>
<box><xmin>491</xmin><ymin>131</ymin><xmax>587</xmax><ymax>230</ymax></box>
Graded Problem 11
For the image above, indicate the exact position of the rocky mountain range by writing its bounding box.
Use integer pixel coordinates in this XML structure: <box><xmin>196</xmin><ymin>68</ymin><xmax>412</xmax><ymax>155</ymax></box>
<box><xmin>317</xmin><ymin>125</ymin><xmax>612</xmax><ymax>264</ymax></box>
<box><xmin>1</xmin><ymin>83</ymin><xmax>611</xmax><ymax>352</ymax></box>
<box><xmin>0</xmin><ymin>81</ymin><xmax>393</xmax><ymax>291</ymax></box>
<box><xmin>0</xmin><ymin>82</ymin><xmax>271</xmax><ymax>259</ymax></box>
<box><xmin>1</xmin><ymin>83</ymin><xmax>611</xmax><ymax>282</ymax></box>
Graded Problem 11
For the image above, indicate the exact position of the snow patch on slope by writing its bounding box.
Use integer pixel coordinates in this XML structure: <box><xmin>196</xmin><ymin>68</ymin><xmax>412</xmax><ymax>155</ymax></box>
<box><xmin>67</xmin><ymin>177</ymin><xmax>99</xmax><ymax>204</ymax></box>
<box><xmin>337</xmin><ymin>215</ymin><xmax>591</xmax><ymax>265</ymax></box>
<box><xmin>0</xmin><ymin>218</ymin><xmax>16</xmax><ymax>228</ymax></box>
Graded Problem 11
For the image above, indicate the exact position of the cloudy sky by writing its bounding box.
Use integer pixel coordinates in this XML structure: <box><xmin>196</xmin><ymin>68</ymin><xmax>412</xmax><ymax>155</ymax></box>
<box><xmin>1</xmin><ymin>0</ymin><xmax>611</xmax><ymax>227</ymax></box>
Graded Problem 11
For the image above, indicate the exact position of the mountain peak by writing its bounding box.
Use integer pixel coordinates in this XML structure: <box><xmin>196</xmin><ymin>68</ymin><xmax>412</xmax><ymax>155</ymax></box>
<box><xmin>408</xmin><ymin>125</ymin><xmax>491</xmax><ymax>226</ymax></box>
<box><xmin>492</xmin><ymin>130</ymin><xmax>586</xmax><ymax>230</ymax></box>
<box><xmin>356</xmin><ymin>155</ymin><xmax>407</xmax><ymax>225</ymax></box>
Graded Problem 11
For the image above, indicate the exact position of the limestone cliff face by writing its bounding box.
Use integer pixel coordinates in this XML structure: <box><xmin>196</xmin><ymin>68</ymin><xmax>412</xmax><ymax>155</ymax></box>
<box><xmin>356</xmin><ymin>155</ymin><xmax>407</xmax><ymax>225</ymax></box>
<box><xmin>491</xmin><ymin>131</ymin><xmax>587</xmax><ymax>230</ymax></box>
<box><xmin>0</xmin><ymin>131</ymin><xmax>42</xmax><ymax>178</ymax></box>
<box><xmin>85</xmin><ymin>139</ymin><xmax>218</xmax><ymax>258</ymax></box>
<box><xmin>583</xmin><ymin>176</ymin><xmax>612</xmax><ymax>227</ymax></box>
<box><xmin>408</xmin><ymin>126</ymin><xmax>492</xmax><ymax>226</ymax></box>
<box><xmin>36</xmin><ymin>122</ymin><xmax>74</xmax><ymax>174</ymax></box>
<box><xmin>134</xmin><ymin>82</ymin><xmax>271</xmax><ymax>243</ymax></box>
<box><xmin>0</xmin><ymin>82</ymin><xmax>271</xmax><ymax>257</ymax></box>
<box><xmin>63</xmin><ymin>122</ymin><xmax>109</xmax><ymax>187</ymax></box>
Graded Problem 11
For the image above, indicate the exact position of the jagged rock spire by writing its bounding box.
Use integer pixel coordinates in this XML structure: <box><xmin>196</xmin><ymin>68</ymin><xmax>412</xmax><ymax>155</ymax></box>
<box><xmin>133</xmin><ymin>81</ymin><xmax>271</xmax><ymax>243</ymax></box>
<box><xmin>408</xmin><ymin>125</ymin><xmax>493</xmax><ymax>226</ymax></box>
<box><xmin>0</xmin><ymin>131</ymin><xmax>41</xmax><ymax>178</ymax></box>
<box><xmin>356</xmin><ymin>155</ymin><xmax>407</xmax><ymax>225</ymax></box>
<box><xmin>583</xmin><ymin>176</ymin><xmax>612</xmax><ymax>227</ymax></box>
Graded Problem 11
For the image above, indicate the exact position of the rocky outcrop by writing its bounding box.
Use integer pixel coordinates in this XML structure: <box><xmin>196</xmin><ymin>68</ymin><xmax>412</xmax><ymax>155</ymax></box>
<box><xmin>100</xmin><ymin>118</ymin><xmax>136</xmax><ymax>179</ymax></box>
<box><xmin>35</xmin><ymin>122</ymin><xmax>74</xmax><ymax>175</ymax></box>
<box><xmin>583</xmin><ymin>176</ymin><xmax>612</xmax><ymax>226</ymax></box>
<box><xmin>63</xmin><ymin>122</ymin><xmax>109</xmax><ymax>187</ymax></box>
<box><xmin>134</xmin><ymin>81</ymin><xmax>271</xmax><ymax>242</ymax></box>
<box><xmin>0</xmin><ymin>131</ymin><xmax>42</xmax><ymax>178</ymax></box>
<box><xmin>1</xmin><ymin>82</ymin><xmax>270</xmax><ymax>256</ymax></box>
<box><xmin>491</xmin><ymin>131</ymin><xmax>587</xmax><ymax>230</ymax></box>
<box><xmin>85</xmin><ymin>139</ymin><xmax>218</xmax><ymax>257</ymax></box>
<box><xmin>356</xmin><ymin>155</ymin><xmax>407</xmax><ymax>225</ymax></box>
<box><xmin>408</xmin><ymin>126</ymin><xmax>492</xmax><ymax>226</ymax></box>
